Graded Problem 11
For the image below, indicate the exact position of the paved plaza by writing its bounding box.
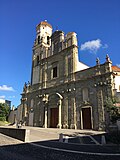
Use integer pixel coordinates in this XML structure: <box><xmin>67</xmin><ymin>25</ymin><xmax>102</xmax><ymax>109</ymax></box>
<box><xmin>22</xmin><ymin>126</ymin><xmax>105</xmax><ymax>142</ymax></box>
<box><xmin>0</xmin><ymin>127</ymin><xmax>120</xmax><ymax>160</ymax></box>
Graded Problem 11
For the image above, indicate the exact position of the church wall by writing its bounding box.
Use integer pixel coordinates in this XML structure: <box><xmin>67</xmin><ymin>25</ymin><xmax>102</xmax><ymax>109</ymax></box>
<box><xmin>22</xmin><ymin>65</ymin><xmax>113</xmax><ymax>130</ymax></box>
<box><xmin>21</xmin><ymin>21</ymin><xmax>114</xmax><ymax>131</ymax></box>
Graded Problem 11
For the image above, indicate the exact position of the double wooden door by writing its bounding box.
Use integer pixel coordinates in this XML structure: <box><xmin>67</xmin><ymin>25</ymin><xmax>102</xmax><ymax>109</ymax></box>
<box><xmin>50</xmin><ymin>108</ymin><xmax>59</xmax><ymax>128</ymax></box>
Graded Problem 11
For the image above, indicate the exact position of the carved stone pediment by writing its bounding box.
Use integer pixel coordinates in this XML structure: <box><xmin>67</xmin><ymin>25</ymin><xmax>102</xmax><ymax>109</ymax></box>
<box><xmin>82</xmin><ymin>100</ymin><xmax>90</xmax><ymax>106</ymax></box>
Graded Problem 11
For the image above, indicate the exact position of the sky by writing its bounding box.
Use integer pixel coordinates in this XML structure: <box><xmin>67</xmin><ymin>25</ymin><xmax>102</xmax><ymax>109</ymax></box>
<box><xmin>0</xmin><ymin>0</ymin><xmax>120</xmax><ymax>107</ymax></box>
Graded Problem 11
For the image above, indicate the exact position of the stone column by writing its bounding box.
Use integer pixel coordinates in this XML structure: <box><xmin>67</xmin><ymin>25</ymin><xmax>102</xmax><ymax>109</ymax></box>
<box><xmin>58</xmin><ymin>99</ymin><xmax>62</xmax><ymax>129</ymax></box>
<box><xmin>40</xmin><ymin>66</ymin><xmax>42</xmax><ymax>83</ymax></box>
<box><xmin>42</xmin><ymin>65</ymin><xmax>45</xmax><ymax>88</ymax></box>
<box><xmin>73</xmin><ymin>99</ymin><xmax>77</xmax><ymax>129</ymax></box>
<box><xmin>44</xmin><ymin>105</ymin><xmax>48</xmax><ymax>128</ymax></box>
<box><xmin>64</xmin><ymin>56</ymin><xmax>68</xmax><ymax>83</ymax></box>
<box><xmin>63</xmin><ymin>97</ymin><xmax>68</xmax><ymax>129</ymax></box>
<box><xmin>43</xmin><ymin>94</ymin><xmax>49</xmax><ymax>128</ymax></box>
<box><xmin>70</xmin><ymin>97</ymin><xmax>76</xmax><ymax>129</ymax></box>
<box><xmin>44</xmin><ymin>62</ymin><xmax>47</xmax><ymax>88</ymax></box>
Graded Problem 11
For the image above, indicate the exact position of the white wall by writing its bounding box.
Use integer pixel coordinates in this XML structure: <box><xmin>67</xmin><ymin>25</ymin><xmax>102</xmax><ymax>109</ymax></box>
<box><xmin>0</xmin><ymin>99</ymin><xmax>5</xmax><ymax>103</ymax></box>
<box><xmin>114</xmin><ymin>75</ymin><xmax>120</xmax><ymax>92</ymax></box>
<box><xmin>77</xmin><ymin>61</ymin><xmax>89</xmax><ymax>72</ymax></box>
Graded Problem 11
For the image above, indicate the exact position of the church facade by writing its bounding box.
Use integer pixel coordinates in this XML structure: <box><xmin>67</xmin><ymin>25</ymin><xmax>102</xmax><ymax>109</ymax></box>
<box><xmin>21</xmin><ymin>21</ymin><xmax>115</xmax><ymax>131</ymax></box>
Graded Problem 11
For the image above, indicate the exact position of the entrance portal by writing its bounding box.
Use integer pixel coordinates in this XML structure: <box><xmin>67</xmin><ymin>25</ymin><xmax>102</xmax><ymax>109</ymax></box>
<box><xmin>82</xmin><ymin>107</ymin><xmax>92</xmax><ymax>129</ymax></box>
<box><xmin>50</xmin><ymin>108</ymin><xmax>58</xmax><ymax>128</ymax></box>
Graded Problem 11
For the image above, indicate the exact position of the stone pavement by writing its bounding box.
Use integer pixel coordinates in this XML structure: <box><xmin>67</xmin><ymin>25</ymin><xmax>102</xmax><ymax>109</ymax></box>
<box><xmin>0</xmin><ymin>127</ymin><xmax>120</xmax><ymax>160</ymax></box>
<box><xmin>21</xmin><ymin>126</ymin><xmax>105</xmax><ymax>143</ymax></box>
<box><xmin>0</xmin><ymin>133</ymin><xmax>23</xmax><ymax>146</ymax></box>
<box><xmin>3</xmin><ymin>125</ymin><xmax>105</xmax><ymax>143</ymax></box>
<box><xmin>0</xmin><ymin>133</ymin><xmax>120</xmax><ymax>160</ymax></box>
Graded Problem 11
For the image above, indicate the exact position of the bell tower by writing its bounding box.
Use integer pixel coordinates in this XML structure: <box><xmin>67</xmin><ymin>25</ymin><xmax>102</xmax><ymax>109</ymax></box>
<box><xmin>35</xmin><ymin>20</ymin><xmax>52</xmax><ymax>46</ymax></box>
<box><xmin>31</xmin><ymin>21</ymin><xmax>53</xmax><ymax>85</ymax></box>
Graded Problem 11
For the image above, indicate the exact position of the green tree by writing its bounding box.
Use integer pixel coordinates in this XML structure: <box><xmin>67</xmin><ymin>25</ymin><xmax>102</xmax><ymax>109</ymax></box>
<box><xmin>106</xmin><ymin>97</ymin><xmax>120</xmax><ymax>123</ymax></box>
<box><xmin>0</xmin><ymin>103</ymin><xmax>10</xmax><ymax>121</ymax></box>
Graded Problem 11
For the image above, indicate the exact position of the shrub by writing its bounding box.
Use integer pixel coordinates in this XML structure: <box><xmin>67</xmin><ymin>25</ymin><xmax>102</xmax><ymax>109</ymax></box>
<box><xmin>106</xmin><ymin>131</ymin><xmax>120</xmax><ymax>144</ymax></box>
<box><xmin>0</xmin><ymin>103</ymin><xmax>10</xmax><ymax>122</ymax></box>
<box><xmin>0</xmin><ymin>117</ymin><xmax>6</xmax><ymax>121</ymax></box>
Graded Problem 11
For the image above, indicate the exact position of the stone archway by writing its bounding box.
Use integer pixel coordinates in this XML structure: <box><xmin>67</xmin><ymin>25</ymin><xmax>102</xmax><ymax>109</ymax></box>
<box><xmin>45</xmin><ymin>92</ymin><xmax>63</xmax><ymax>129</ymax></box>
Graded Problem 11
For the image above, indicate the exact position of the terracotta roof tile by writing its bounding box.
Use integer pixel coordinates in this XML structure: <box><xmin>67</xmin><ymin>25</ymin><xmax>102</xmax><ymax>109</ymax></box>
<box><xmin>112</xmin><ymin>66</ymin><xmax>120</xmax><ymax>72</ymax></box>
<box><xmin>36</xmin><ymin>21</ymin><xmax>52</xmax><ymax>29</ymax></box>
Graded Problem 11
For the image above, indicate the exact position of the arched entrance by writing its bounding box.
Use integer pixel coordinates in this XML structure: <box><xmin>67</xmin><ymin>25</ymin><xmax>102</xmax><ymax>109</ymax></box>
<box><xmin>48</xmin><ymin>93</ymin><xmax>63</xmax><ymax>128</ymax></box>
<box><xmin>81</xmin><ymin>106</ymin><xmax>92</xmax><ymax>129</ymax></box>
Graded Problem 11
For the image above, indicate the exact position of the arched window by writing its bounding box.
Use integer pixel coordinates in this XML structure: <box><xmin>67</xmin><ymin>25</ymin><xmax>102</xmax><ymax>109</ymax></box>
<box><xmin>82</xmin><ymin>88</ymin><xmax>89</xmax><ymax>101</ymax></box>
<box><xmin>47</xmin><ymin>36</ymin><xmax>50</xmax><ymax>45</ymax></box>
<box><xmin>53</xmin><ymin>66</ymin><xmax>57</xmax><ymax>78</ymax></box>
<box><xmin>38</xmin><ymin>36</ymin><xmax>40</xmax><ymax>44</ymax></box>
<box><xmin>37</xmin><ymin>55</ymin><xmax>39</xmax><ymax>65</ymax></box>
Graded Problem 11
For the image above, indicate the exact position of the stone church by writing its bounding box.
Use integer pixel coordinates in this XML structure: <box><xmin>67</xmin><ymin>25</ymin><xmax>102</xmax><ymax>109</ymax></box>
<box><xmin>21</xmin><ymin>21</ymin><xmax>115</xmax><ymax>131</ymax></box>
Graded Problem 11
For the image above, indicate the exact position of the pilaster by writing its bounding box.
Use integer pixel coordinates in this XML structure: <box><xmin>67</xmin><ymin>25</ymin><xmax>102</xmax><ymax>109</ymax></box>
<box><xmin>97</xmin><ymin>89</ymin><xmax>105</xmax><ymax>130</ymax></box>
<box><xmin>63</xmin><ymin>97</ymin><xmax>68</xmax><ymax>129</ymax></box>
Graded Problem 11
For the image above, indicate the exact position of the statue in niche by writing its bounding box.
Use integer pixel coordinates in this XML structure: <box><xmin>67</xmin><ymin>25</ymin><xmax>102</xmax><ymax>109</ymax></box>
<box><xmin>23</xmin><ymin>82</ymin><xmax>27</xmax><ymax>92</ymax></box>
<box><xmin>27</xmin><ymin>81</ymin><xmax>31</xmax><ymax>90</ymax></box>
<box><xmin>106</xmin><ymin>54</ymin><xmax>110</xmax><ymax>62</ymax></box>
<box><xmin>96</xmin><ymin>57</ymin><xmax>100</xmax><ymax>65</ymax></box>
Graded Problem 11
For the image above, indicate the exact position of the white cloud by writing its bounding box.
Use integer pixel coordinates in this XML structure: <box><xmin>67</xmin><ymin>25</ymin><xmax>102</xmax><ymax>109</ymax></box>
<box><xmin>102</xmin><ymin>44</ymin><xmax>108</xmax><ymax>49</ymax></box>
<box><xmin>0</xmin><ymin>85</ymin><xmax>15</xmax><ymax>91</ymax></box>
<box><xmin>116</xmin><ymin>64</ymin><xmax>120</xmax><ymax>68</ymax></box>
<box><xmin>0</xmin><ymin>95</ymin><xmax>5</xmax><ymax>99</ymax></box>
<box><xmin>8</xmin><ymin>96</ymin><xmax>15</xmax><ymax>98</ymax></box>
<box><xmin>80</xmin><ymin>39</ymin><xmax>107</xmax><ymax>54</ymax></box>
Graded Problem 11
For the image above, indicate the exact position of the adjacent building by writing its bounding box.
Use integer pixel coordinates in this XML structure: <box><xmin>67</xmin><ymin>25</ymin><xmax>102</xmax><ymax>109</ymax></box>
<box><xmin>8</xmin><ymin>104</ymin><xmax>23</xmax><ymax>124</ymax></box>
<box><xmin>0</xmin><ymin>99</ymin><xmax>11</xmax><ymax>107</ymax></box>
<box><xmin>112</xmin><ymin>66</ymin><xmax>120</xmax><ymax>111</ymax></box>
<box><xmin>21</xmin><ymin>21</ymin><xmax>119</xmax><ymax>131</ymax></box>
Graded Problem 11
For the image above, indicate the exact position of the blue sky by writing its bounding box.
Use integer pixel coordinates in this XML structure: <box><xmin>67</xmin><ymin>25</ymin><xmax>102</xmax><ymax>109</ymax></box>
<box><xmin>0</xmin><ymin>0</ymin><xmax>120</xmax><ymax>107</ymax></box>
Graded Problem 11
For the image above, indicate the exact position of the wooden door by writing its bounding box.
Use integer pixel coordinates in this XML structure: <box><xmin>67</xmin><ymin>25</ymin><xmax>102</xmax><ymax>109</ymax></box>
<box><xmin>82</xmin><ymin>107</ymin><xmax>92</xmax><ymax>129</ymax></box>
<box><xmin>50</xmin><ymin>108</ymin><xmax>58</xmax><ymax>128</ymax></box>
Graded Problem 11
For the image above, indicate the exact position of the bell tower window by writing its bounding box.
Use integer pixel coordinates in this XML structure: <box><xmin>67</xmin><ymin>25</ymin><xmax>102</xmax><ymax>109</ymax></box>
<box><xmin>37</xmin><ymin>56</ymin><xmax>39</xmax><ymax>65</ymax></box>
<box><xmin>38</xmin><ymin>36</ymin><xmax>40</xmax><ymax>44</ymax></box>
<box><xmin>47</xmin><ymin>36</ymin><xmax>50</xmax><ymax>45</ymax></box>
